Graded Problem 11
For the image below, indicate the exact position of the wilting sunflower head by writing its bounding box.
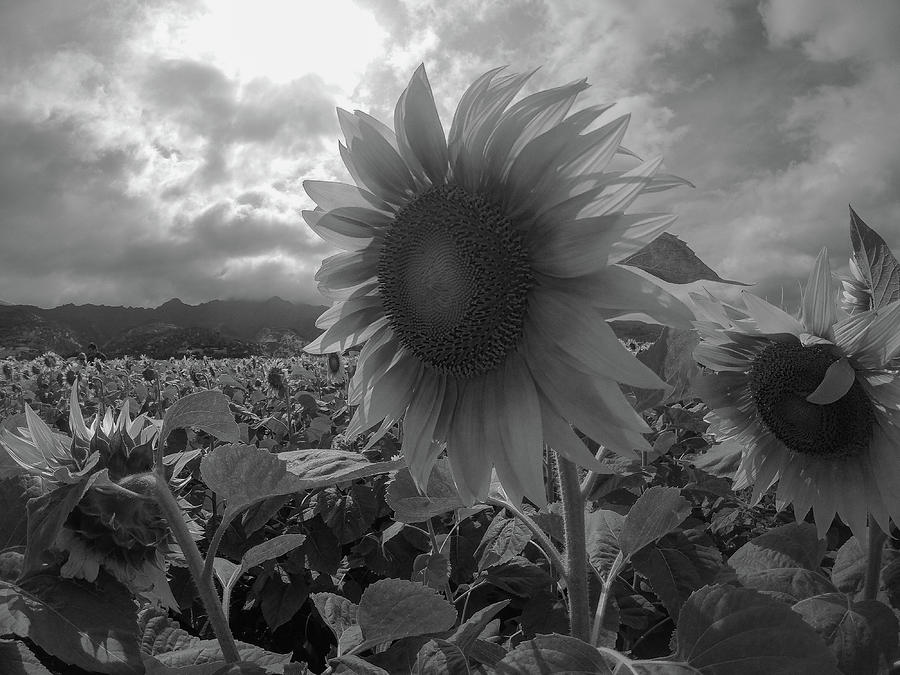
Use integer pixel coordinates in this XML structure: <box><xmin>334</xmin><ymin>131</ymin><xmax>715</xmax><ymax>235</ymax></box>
<box><xmin>0</xmin><ymin>386</ymin><xmax>175</xmax><ymax>606</ymax></box>
<box><xmin>693</xmin><ymin>248</ymin><xmax>900</xmax><ymax>540</ymax></box>
<box><xmin>303</xmin><ymin>64</ymin><xmax>694</xmax><ymax>505</ymax></box>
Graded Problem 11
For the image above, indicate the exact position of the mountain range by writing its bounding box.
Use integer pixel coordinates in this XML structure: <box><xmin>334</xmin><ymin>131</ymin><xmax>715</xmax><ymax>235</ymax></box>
<box><xmin>0</xmin><ymin>297</ymin><xmax>328</xmax><ymax>359</ymax></box>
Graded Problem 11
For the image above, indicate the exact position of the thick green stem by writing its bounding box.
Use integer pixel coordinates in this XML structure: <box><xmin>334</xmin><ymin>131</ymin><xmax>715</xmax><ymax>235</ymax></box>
<box><xmin>557</xmin><ymin>453</ymin><xmax>590</xmax><ymax>642</ymax></box>
<box><xmin>153</xmin><ymin>477</ymin><xmax>240</xmax><ymax>663</ymax></box>
<box><xmin>864</xmin><ymin>518</ymin><xmax>887</xmax><ymax>601</ymax></box>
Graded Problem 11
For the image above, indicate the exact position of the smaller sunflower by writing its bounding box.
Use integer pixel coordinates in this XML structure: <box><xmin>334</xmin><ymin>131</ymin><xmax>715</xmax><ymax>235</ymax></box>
<box><xmin>693</xmin><ymin>249</ymin><xmax>900</xmax><ymax>540</ymax></box>
<box><xmin>325</xmin><ymin>352</ymin><xmax>347</xmax><ymax>384</ymax></box>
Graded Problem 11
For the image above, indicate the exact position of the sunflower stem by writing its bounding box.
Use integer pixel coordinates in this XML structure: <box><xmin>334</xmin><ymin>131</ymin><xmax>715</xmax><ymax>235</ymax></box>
<box><xmin>153</xmin><ymin>476</ymin><xmax>239</xmax><ymax>663</ymax></box>
<box><xmin>864</xmin><ymin>517</ymin><xmax>887</xmax><ymax>601</ymax></box>
<box><xmin>557</xmin><ymin>453</ymin><xmax>590</xmax><ymax>642</ymax></box>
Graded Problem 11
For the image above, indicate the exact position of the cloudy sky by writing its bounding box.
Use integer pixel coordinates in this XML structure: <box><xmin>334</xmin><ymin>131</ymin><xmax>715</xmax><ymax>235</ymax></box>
<box><xmin>1</xmin><ymin>0</ymin><xmax>898</xmax><ymax>309</ymax></box>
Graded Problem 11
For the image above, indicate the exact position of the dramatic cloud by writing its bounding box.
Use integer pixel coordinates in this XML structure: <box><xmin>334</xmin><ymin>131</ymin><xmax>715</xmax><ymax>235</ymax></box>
<box><xmin>0</xmin><ymin>0</ymin><xmax>898</xmax><ymax>310</ymax></box>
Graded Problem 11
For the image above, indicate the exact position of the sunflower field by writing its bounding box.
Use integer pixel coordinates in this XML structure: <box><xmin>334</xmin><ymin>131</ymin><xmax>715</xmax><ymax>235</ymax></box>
<box><xmin>1</xmin><ymin>66</ymin><xmax>900</xmax><ymax>675</ymax></box>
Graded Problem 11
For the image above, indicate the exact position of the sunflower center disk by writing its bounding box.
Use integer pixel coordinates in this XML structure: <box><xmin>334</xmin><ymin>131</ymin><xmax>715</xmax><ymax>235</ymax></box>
<box><xmin>377</xmin><ymin>184</ymin><xmax>533</xmax><ymax>378</ymax></box>
<box><xmin>748</xmin><ymin>342</ymin><xmax>874</xmax><ymax>458</ymax></box>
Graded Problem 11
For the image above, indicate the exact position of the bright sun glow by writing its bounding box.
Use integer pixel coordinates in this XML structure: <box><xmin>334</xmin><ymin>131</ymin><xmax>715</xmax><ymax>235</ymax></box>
<box><xmin>173</xmin><ymin>0</ymin><xmax>387</xmax><ymax>88</ymax></box>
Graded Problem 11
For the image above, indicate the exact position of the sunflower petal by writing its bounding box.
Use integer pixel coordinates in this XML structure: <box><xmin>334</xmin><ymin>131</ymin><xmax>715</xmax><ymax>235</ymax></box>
<box><xmin>484</xmin><ymin>78</ymin><xmax>588</xmax><ymax>182</ymax></box>
<box><xmin>303</xmin><ymin>180</ymin><xmax>389</xmax><ymax>212</ymax></box>
<box><xmin>315</xmin><ymin>248</ymin><xmax>380</xmax><ymax>292</ymax></box>
<box><xmin>552</xmin><ymin>265</ymin><xmax>695</xmax><ymax>329</ymax></box>
<box><xmin>402</xmin><ymin>369</ymin><xmax>447</xmax><ymax>490</ymax></box>
<box><xmin>304</xmin><ymin>313</ymin><xmax>388</xmax><ymax>355</ymax></box>
<box><xmin>347</xmin><ymin>328</ymin><xmax>398</xmax><ymax>404</ymax></box>
<box><xmin>303</xmin><ymin>208</ymin><xmax>385</xmax><ymax>251</ymax></box>
<box><xmin>530</xmin><ymin>213</ymin><xmax>675</xmax><ymax>277</ymax></box>
<box><xmin>346</xmin><ymin>122</ymin><xmax>417</xmax><ymax>204</ymax></box>
<box><xmin>315</xmin><ymin>295</ymin><xmax>383</xmax><ymax>330</ymax></box>
<box><xmin>493</xmin><ymin>353</ymin><xmax>546</xmax><ymax>506</ymax></box>
<box><xmin>448</xmin><ymin>377</ymin><xmax>493</xmax><ymax>504</ymax></box>
<box><xmin>740</xmin><ymin>291</ymin><xmax>806</xmax><ymax>334</ymax></box>
<box><xmin>346</xmin><ymin>352</ymin><xmax>421</xmax><ymax>439</ymax></box>
<box><xmin>800</xmin><ymin>248</ymin><xmax>836</xmax><ymax>338</ymax></box>
<box><xmin>505</xmin><ymin>104</ymin><xmax>614</xmax><ymax>205</ymax></box>
<box><xmin>528</xmin><ymin>288</ymin><xmax>669</xmax><ymax>389</ymax></box>
<box><xmin>539</xmin><ymin>393</ymin><xmax>615</xmax><ymax>473</ymax></box>
<box><xmin>395</xmin><ymin>64</ymin><xmax>449</xmax><ymax>186</ymax></box>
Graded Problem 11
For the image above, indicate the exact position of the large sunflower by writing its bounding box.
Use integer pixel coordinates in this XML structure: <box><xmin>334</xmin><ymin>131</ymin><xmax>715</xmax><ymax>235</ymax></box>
<box><xmin>303</xmin><ymin>65</ymin><xmax>693</xmax><ymax>504</ymax></box>
<box><xmin>693</xmin><ymin>249</ymin><xmax>900</xmax><ymax>539</ymax></box>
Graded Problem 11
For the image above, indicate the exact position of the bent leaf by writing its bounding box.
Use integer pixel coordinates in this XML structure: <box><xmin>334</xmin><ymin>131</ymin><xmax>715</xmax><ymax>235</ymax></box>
<box><xmin>159</xmin><ymin>391</ymin><xmax>240</xmax><ymax>450</ymax></box>
<box><xmin>622</xmin><ymin>232</ymin><xmax>750</xmax><ymax>285</ymax></box>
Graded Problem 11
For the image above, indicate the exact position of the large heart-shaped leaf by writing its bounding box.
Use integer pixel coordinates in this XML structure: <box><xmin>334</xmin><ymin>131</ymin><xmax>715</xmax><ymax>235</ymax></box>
<box><xmin>159</xmin><ymin>391</ymin><xmax>240</xmax><ymax>449</ymax></box>
<box><xmin>674</xmin><ymin>585</ymin><xmax>839</xmax><ymax>674</ymax></box>
<box><xmin>619</xmin><ymin>486</ymin><xmax>691</xmax><ymax>559</ymax></box>
<box><xmin>492</xmin><ymin>634</ymin><xmax>612</xmax><ymax>674</ymax></box>
<box><xmin>0</xmin><ymin>574</ymin><xmax>142</xmax><ymax>674</ymax></box>
<box><xmin>355</xmin><ymin>579</ymin><xmax>456</xmax><ymax>653</ymax></box>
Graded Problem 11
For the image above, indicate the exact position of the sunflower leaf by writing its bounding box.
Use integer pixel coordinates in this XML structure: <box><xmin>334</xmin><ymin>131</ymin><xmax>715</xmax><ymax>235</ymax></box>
<box><xmin>0</xmin><ymin>574</ymin><xmax>142</xmax><ymax>674</ymax></box>
<box><xmin>475</xmin><ymin>511</ymin><xmax>532</xmax><ymax>571</ymax></box>
<box><xmin>726</xmin><ymin>522</ymin><xmax>826</xmax><ymax>574</ymax></box>
<box><xmin>618</xmin><ymin>486</ymin><xmax>691</xmax><ymax>560</ymax></box>
<box><xmin>158</xmin><ymin>391</ymin><xmax>240</xmax><ymax>451</ymax></box>
<box><xmin>631</xmin><ymin>530</ymin><xmax>723</xmax><ymax>619</ymax></box>
<box><xmin>792</xmin><ymin>593</ymin><xmax>898</xmax><ymax>674</ymax></box>
<box><xmin>310</xmin><ymin>592</ymin><xmax>358</xmax><ymax>643</ymax></box>
<box><xmin>385</xmin><ymin>461</ymin><xmax>465</xmax><ymax>523</ymax></box>
<box><xmin>849</xmin><ymin>207</ymin><xmax>900</xmax><ymax>311</ymax></box>
<box><xmin>621</xmin><ymin>232</ymin><xmax>750</xmax><ymax>285</ymax></box>
<box><xmin>674</xmin><ymin>585</ymin><xmax>840</xmax><ymax>673</ymax></box>
<box><xmin>354</xmin><ymin>579</ymin><xmax>457</xmax><ymax>653</ymax></box>
<box><xmin>0</xmin><ymin>638</ymin><xmax>52</xmax><ymax>675</ymax></box>
<box><xmin>491</xmin><ymin>634</ymin><xmax>612</xmax><ymax>674</ymax></box>
<box><xmin>278</xmin><ymin>449</ymin><xmax>405</xmax><ymax>488</ymax></box>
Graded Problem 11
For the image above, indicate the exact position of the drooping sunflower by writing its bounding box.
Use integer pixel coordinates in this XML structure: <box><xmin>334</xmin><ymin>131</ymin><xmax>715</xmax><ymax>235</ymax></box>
<box><xmin>0</xmin><ymin>385</ymin><xmax>177</xmax><ymax>606</ymax></box>
<box><xmin>303</xmin><ymin>65</ymin><xmax>694</xmax><ymax>504</ymax></box>
<box><xmin>693</xmin><ymin>249</ymin><xmax>900</xmax><ymax>539</ymax></box>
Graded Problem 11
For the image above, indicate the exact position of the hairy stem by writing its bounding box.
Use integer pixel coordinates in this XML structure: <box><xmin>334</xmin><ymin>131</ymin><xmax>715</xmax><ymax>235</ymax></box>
<box><xmin>153</xmin><ymin>477</ymin><xmax>239</xmax><ymax>663</ymax></box>
<box><xmin>557</xmin><ymin>453</ymin><xmax>590</xmax><ymax>642</ymax></box>
<box><xmin>864</xmin><ymin>517</ymin><xmax>887</xmax><ymax>601</ymax></box>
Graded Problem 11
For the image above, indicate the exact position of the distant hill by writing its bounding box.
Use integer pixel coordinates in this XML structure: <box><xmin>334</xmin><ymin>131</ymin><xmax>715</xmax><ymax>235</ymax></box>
<box><xmin>0</xmin><ymin>297</ymin><xmax>328</xmax><ymax>359</ymax></box>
